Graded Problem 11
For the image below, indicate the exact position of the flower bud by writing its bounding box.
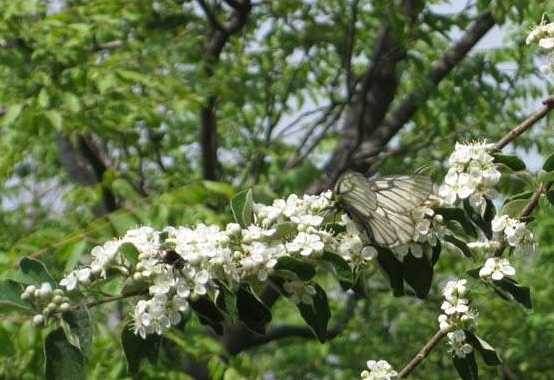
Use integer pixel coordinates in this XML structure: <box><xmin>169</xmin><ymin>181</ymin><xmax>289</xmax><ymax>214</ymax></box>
<box><xmin>434</xmin><ymin>214</ymin><xmax>444</xmax><ymax>223</ymax></box>
<box><xmin>32</xmin><ymin>314</ymin><xmax>45</xmax><ymax>326</ymax></box>
<box><xmin>53</xmin><ymin>289</ymin><xmax>64</xmax><ymax>297</ymax></box>
<box><xmin>133</xmin><ymin>272</ymin><xmax>143</xmax><ymax>281</ymax></box>
<box><xmin>52</xmin><ymin>295</ymin><xmax>63</xmax><ymax>304</ymax></box>
<box><xmin>20</xmin><ymin>291</ymin><xmax>31</xmax><ymax>301</ymax></box>
<box><xmin>59</xmin><ymin>303</ymin><xmax>71</xmax><ymax>312</ymax></box>
<box><xmin>25</xmin><ymin>285</ymin><xmax>37</xmax><ymax>294</ymax></box>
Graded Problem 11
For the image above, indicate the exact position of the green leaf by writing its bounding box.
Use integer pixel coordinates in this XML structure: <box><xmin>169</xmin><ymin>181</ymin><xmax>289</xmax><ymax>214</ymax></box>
<box><xmin>463</xmin><ymin>199</ymin><xmax>493</xmax><ymax>239</ymax></box>
<box><xmin>444</xmin><ymin>235</ymin><xmax>473</xmax><ymax>258</ymax></box>
<box><xmin>403</xmin><ymin>252</ymin><xmax>433</xmax><ymax>299</ymax></box>
<box><xmin>121</xmin><ymin>323</ymin><xmax>161</xmax><ymax>375</ymax></box>
<box><xmin>0</xmin><ymin>280</ymin><xmax>33</xmax><ymax>312</ymax></box>
<box><xmin>435</xmin><ymin>208</ymin><xmax>477</xmax><ymax>238</ymax></box>
<box><xmin>376</xmin><ymin>248</ymin><xmax>404</xmax><ymax>296</ymax></box>
<box><xmin>453</xmin><ymin>352</ymin><xmax>479</xmax><ymax>380</ymax></box>
<box><xmin>62</xmin><ymin>307</ymin><xmax>93</xmax><ymax>355</ymax></box>
<box><xmin>274</xmin><ymin>256</ymin><xmax>316</xmax><ymax>281</ymax></box>
<box><xmin>493</xmin><ymin>154</ymin><xmax>526</xmax><ymax>171</ymax></box>
<box><xmin>321</xmin><ymin>251</ymin><xmax>353</xmax><ymax>285</ymax></box>
<box><xmin>45</xmin><ymin>110</ymin><xmax>63</xmax><ymax>130</ymax></box>
<box><xmin>63</xmin><ymin>92</ymin><xmax>81</xmax><ymax>113</ymax></box>
<box><xmin>216</xmin><ymin>285</ymin><xmax>238</xmax><ymax>321</ymax></box>
<box><xmin>297</xmin><ymin>283</ymin><xmax>330</xmax><ymax>342</ymax></box>
<box><xmin>189</xmin><ymin>297</ymin><xmax>225</xmax><ymax>335</ymax></box>
<box><xmin>121</xmin><ymin>277</ymin><xmax>149</xmax><ymax>296</ymax></box>
<box><xmin>431</xmin><ymin>241</ymin><xmax>442</xmax><ymax>266</ymax></box>
<box><xmin>44</xmin><ymin>328</ymin><xmax>86</xmax><ymax>380</ymax></box>
<box><xmin>203</xmin><ymin>181</ymin><xmax>235</xmax><ymax>199</ymax></box>
<box><xmin>465</xmin><ymin>331</ymin><xmax>501</xmax><ymax>366</ymax></box>
<box><xmin>230</xmin><ymin>189</ymin><xmax>254</xmax><ymax>227</ymax></box>
<box><xmin>272</xmin><ymin>222</ymin><xmax>297</xmax><ymax>240</ymax></box>
<box><xmin>543</xmin><ymin>153</ymin><xmax>554</xmax><ymax>171</ymax></box>
<box><xmin>500</xmin><ymin>199</ymin><xmax>528</xmax><ymax>218</ymax></box>
<box><xmin>493</xmin><ymin>278</ymin><xmax>532</xmax><ymax>309</ymax></box>
<box><xmin>38</xmin><ymin>88</ymin><xmax>50</xmax><ymax>108</ymax></box>
<box><xmin>118</xmin><ymin>242</ymin><xmax>140</xmax><ymax>266</ymax></box>
<box><xmin>16</xmin><ymin>257</ymin><xmax>56</xmax><ymax>286</ymax></box>
<box><xmin>236</xmin><ymin>287</ymin><xmax>272</xmax><ymax>334</ymax></box>
<box><xmin>539</xmin><ymin>171</ymin><xmax>554</xmax><ymax>185</ymax></box>
<box><xmin>547</xmin><ymin>190</ymin><xmax>554</xmax><ymax>206</ymax></box>
<box><xmin>1</xmin><ymin>103</ymin><xmax>24</xmax><ymax>127</ymax></box>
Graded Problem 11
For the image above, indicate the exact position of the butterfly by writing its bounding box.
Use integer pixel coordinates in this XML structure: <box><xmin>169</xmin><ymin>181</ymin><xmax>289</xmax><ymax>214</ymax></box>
<box><xmin>334</xmin><ymin>171</ymin><xmax>433</xmax><ymax>247</ymax></box>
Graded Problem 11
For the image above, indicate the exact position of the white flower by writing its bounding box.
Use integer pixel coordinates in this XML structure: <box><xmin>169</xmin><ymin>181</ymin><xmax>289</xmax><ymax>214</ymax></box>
<box><xmin>242</xmin><ymin>225</ymin><xmax>276</xmax><ymax>242</ymax></box>
<box><xmin>90</xmin><ymin>240</ymin><xmax>122</xmax><ymax>276</ymax></box>
<box><xmin>447</xmin><ymin>330</ymin><xmax>473</xmax><ymax>358</ymax></box>
<box><xmin>439</xmin><ymin>171</ymin><xmax>476</xmax><ymax>204</ymax></box>
<box><xmin>290</xmin><ymin>214</ymin><xmax>324</xmax><ymax>228</ymax></box>
<box><xmin>438</xmin><ymin>314</ymin><xmax>450</xmax><ymax>331</ymax></box>
<box><xmin>442</xmin><ymin>279</ymin><xmax>467</xmax><ymax>301</ymax></box>
<box><xmin>539</xmin><ymin>37</ymin><xmax>554</xmax><ymax>49</ymax></box>
<box><xmin>491</xmin><ymin>215</ymin><xmax>534</xmax><ymax>250</ymax></box>
<box><xmin>479</xmin><ymin>257</ymin><xmax>515</xmax><ymax>281</ymax></box>
<box><xmin>286</xmin><ymin>232</ymin><xmax>324</xmax><ymax>256</ymax></box>
<box><xmin>361</xmin><ymin>360</ymin><xmax>398</xmax><ymax>380</ymax></box>
<box><xmin>60</xmin><ymin>272</ymin><xmax>78</xmax><ymax>291</ymax></box>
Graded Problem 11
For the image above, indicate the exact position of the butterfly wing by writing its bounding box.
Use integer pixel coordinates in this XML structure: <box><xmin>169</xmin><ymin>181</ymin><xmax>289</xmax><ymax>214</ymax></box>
<box><xmin>368</xmin><ymin>175</ymin><xmax>433</xmax><ymax>245</ymax></box>
<box><xmin>335</xmin><ymin>172</ymin><xmax>433</xmax><ymax>247</ymax></box>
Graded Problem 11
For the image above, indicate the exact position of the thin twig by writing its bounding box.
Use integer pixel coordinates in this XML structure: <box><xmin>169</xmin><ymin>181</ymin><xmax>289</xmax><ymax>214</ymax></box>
<box><xmin>397</xmin><ymin>328</ymin><xmax>450</xmax><ymax>378</ymax></box>
<box><xmin>494</xmin><ymin>96</ymin><xmax>554</xmax><ymax>150</ymax></box>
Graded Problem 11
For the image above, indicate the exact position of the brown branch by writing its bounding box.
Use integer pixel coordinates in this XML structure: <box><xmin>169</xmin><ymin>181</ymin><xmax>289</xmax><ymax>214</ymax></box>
<box><xmin>199</xmin><ymin>0</ymin><xmax>252</xmax><ymax>180</ymax></box>
<box><xmin>398</xmin><ymin>328</ymin><xmax>450</xmax><ymax>378</ymax></box>
<box><xmin>196</xmin><ymin>0</ymin><xmax>225</xmax><ymax>31</ymax></box>
<box><xmin>324</xmin><ymin>0</ymin><xmax>425</xmax><ymax>186</ymax></box>
<box><xmin>352</xmin><ymin>11</ymin><xmax>496</xmax><ymax>167</ymax></box>
<box><xmin>494</xmin><ymin>96</ymin><xmax>554</xmax><ymax>150</ymax></box>
<box><xmin>93</xmin><ymin>40</ymin><xmax>122</xmax><ymax>51</ymax></box>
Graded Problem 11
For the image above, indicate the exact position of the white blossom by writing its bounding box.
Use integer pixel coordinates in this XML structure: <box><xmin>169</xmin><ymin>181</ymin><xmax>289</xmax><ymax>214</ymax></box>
<box><xmin>286</xmin><ymin>232</ymin><xmax>324</xmax><ymax>257</ymax></box>
<box><xmin>447</xmin><ymin>330</ymin><xmax>473</xmax><ymax>358</ymax></box>
<box><xmin>479</xmin><ymin>257</ymin><xmax>516</xmax><ymax>281</ymax></box>
<box><xmin>360</xmin><ymin>360</ymin><xmax>398</xmax><ymax>380</ymax></box>
<box><xmin>283</xmin><ymin>280</ymin><xmax>317</xmax><ymax>305</ymax></box>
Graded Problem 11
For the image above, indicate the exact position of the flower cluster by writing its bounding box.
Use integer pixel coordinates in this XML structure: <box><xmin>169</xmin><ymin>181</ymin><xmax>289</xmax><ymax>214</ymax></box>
<box><xmin>360</xmin><ymin>360</ymin><xmax>398</xmax><ymax>380</ymax></box>
<box><xmin>438</xmin><ymin>279</ymin><xmax>477</xmax><ymax>332</ymax></box>
<box><xmin>439</xmin><ymin>141</ymin><xmax>500</xmax><ymax>214</ymax></box>
<box><xmin>20</xmin><ymin>283</ymin><xmax>71</xmax><ymax>326</ymax></box>
<box><xmin>492</xmin><ymin>215</ymin><xmax>534</xmax><ymax>251</ymax></box>
<box><xmin>478</xmin><ymin>257</ymin><xmax>515</xmax><ymax>281</ymax></box>
<box><xmin>438</xmin><ymin>279</ymin><xmax>477</xmax><ymax>359</ymax></box>
<box><xmin>44</xmin><ymin>191</ymin><xmax>381</xmax><ymax>338</ymax></box>
<box><xmin>526</xmin><ymin>21</ymin><xmax>554</xmax><ymax>74</ymax></box>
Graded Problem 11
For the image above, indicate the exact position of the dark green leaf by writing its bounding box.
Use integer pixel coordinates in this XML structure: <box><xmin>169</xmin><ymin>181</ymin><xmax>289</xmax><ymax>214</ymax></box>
<box><xmin>0</xmin><ymin>280</ymin><xmax>33</xmax><ymax>312</ymax></box>
<box><xmin>453</xmin><ymin>352</ymin><xmax>479</xmax><ymax>380</ymax></box>
<box><xmin>121</xmin><ymin>323</ymin><xmax>161</xmax><ymax>375</ymax></box>
<box><xmin>274</xmin><ymin>256</ymin><xmax>316</xmax><ymax>281</ymax></box>
<box><xmin>547</xmin><ymin>190</ymin><xmax>554</xmax><ymax>206</ymax></box>
<box><xmin>62</xmin><ymin>307</ymin><xmax>93</xmax><ymax>355</ymax></box>
<box><xmin>493</xmin><ymin>278</ymin><xmax>532</xmax><ymax>309</ymax></box>
<box><xmin>121</xmin><ymin>278</ymin><xmax>149</xmax><ymax>296</ymax></box>
<box><xmin>216</xmin><ymin>286</ymin><xmax>238</xmax><ymax>321</ymax></box>
<box><xmin>465</xmin><ymin>331</ymin><xmax>501</xmax><ymax>366</ymax></box>
<box><xmin>189</xmin><ymin>297</ymin><xmax>225</xmax><ymax>335</ymax></box>
<box><xmin>236</xmin><ymin>287</ymin><xmax>271</xmax><ymax>334</ymax></box>
<box><xmin>230</xmin><ymin>189</ymin><xmax>254</xmax><ymax>227</ymax></box>
<box><xmin>44</xmin><ymin>328</ymin><xmax>86</xmax><ymax>380</ymax></box>
<box><xmin>376</xmin><ymin>248</ymin><xmax>404</xmax><ymax>296</ymax></box>
<box><xmin>436</xmin><ymin>208</ymin><xmax>477</xmax><ymax>238</ymax></box>
<box><xmin>431</xmin><ymin>241</ymin><xmax>442</xmax><ymax>266</ymax></box>
<box><xmin>501</xmin><ymin>199</ymin><xmax>528</xmax><ymax>218</ymax></box>
<box><xmin>321</xmin><ymin>251</ymin><xmax>353</xmax><ymax>286</ymax></box>
<box><xmin>444</xmin><ymin>235</ymin><xmax>473</xmax><ymax>258</ymax></box>
<box><xmin>463</xmin><ymin>199</ymin><xmax>492</xmax><ymax>239</ymax></box>
<box><xmin>493</xmin><ymin>154</ymin><xmax>526</xmax><ymax>171</ymax></box>
<box><xmin>403</xmin><ymin>252</ymin><xmax>433</xmax><ymax>299</ymax></box>
<box><xmin>543</xmin><ymin>153</ymin><xmax>554</xmax><ymax>171</ymax></box>
<box><xmin>118</xmin><ymin>242</ymin><xmax>140</xmax><ymax>266</ymax></box>
<box><xmin>16</xmin><ymin>257</ymin><xmax>56</xmax><ymax>286</ymax></box>
<box><xmin>297</xmin><ymin>283</ymin><xmax>330</xmax><ymax>342</ymax></box>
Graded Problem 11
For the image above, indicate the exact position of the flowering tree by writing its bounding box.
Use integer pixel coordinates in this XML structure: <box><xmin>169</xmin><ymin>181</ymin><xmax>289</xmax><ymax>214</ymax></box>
<box><xmin>2</xmin><ymin>1</ymin><xmax>554</xmax><ymax>380</ymax></box>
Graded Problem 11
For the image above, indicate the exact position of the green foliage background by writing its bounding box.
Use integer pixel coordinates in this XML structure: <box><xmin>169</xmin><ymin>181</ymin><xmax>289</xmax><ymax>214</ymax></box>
<box><xmin>1</xmin><ymin>0</ymin><xmax>554</xmax><ymax>379</ymax></box>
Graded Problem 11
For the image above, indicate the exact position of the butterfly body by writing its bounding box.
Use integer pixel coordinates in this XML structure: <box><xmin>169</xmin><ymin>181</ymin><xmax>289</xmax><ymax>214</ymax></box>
<box><xmin>334</xmin><ymin>171</ymin><xmax>433</xmax><ymax>248</ymax></box>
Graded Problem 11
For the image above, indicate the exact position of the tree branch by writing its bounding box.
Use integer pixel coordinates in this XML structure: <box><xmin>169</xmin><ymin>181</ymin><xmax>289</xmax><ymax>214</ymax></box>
<box><xmin>352</xmin><ymin>11</ymin><xmax>495</xmax><ymax>166</ymax></box>
<box><xmin>199</xmin><ymin>0</ymin><xmax>252</xmax><ymax>180</ymax></box>
<box><xmin>324</xmin><ymin>0</ymin><xmax>425</xmax><ymax>186</ymax></box>
<box><xmin>196</xmin><ymin>0</ymin><xmax>225</xmax><ymax>31</ymax></box>
<box><xmin>494</xmin><ymin>96</ymin><xmax>554</xmax><ymax>150</ymax></box>
<box><xmin>397</xmin><ymin>328</ymin><xmax>450</xmax><ymax>378</ymax></box>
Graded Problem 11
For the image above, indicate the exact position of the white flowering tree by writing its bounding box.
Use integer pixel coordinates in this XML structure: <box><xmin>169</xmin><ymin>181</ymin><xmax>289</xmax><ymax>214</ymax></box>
<box><xmin>2</xmin><ymin>2</ymin><xmax>554</xmax><ymax>380</ymax></box>
<box><xmin>3</xmin><ymin>92</ymin><xmax>554</xmax><ymax>379</ymax></box>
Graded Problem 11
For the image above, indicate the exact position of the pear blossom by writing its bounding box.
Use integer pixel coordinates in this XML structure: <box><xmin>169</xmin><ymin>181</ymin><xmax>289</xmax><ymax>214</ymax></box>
<box><xmin>360</xmin><ymin>360</ymin><xmax>398</xmax><ymax>380</ymax></box>
<box><xmin>283</xmin><ymin>280</ymin><xmax>317</xmax><ymax>304</ymax></box>
<box><xmin>479</xmin><ymin>257</ymin><xmax>516</xmax><ymax>281</ymax></box>
<box><xmin>286</xmin><ymin>232</ymin><xmax>324</xmax><ymax>256</ymax></box>
<box><xmin>447</xmin><ymin>330</ymin><xmax>473</xmax><ymax>358</ymax></box>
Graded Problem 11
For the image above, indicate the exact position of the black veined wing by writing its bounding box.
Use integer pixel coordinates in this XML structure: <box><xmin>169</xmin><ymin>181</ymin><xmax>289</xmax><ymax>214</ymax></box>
<box><xmin>334</xmin><ymin>171</ymin><xmax>433</xmax><ymax>247</ymax></box>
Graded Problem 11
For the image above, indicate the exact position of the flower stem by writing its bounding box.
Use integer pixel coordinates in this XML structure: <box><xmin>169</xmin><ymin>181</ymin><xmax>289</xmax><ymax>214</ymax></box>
<box><xmin>398</xmin><ymin>328</ymin><xmax>450</xmax><ymax>378</ymax></box>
